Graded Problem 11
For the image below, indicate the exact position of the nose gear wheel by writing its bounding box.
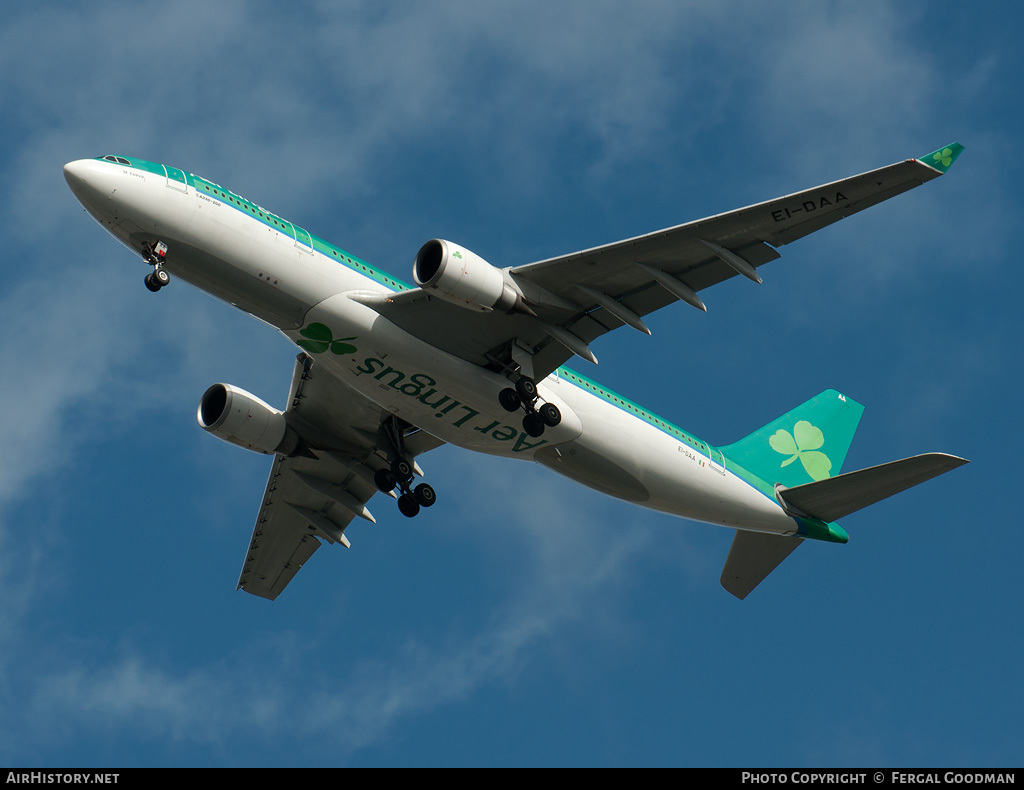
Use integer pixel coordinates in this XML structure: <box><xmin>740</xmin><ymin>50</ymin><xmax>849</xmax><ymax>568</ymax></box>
<box><xmin>142</xmin><ymin>240</ymin><xmax>171</xmax><ymax>292</ymax></box>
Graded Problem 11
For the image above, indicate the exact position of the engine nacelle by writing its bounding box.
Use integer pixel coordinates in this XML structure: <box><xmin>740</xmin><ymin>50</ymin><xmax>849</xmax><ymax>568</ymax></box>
<box><xmin>412</xmin><ymin>239</ymin><xmax>522</xmax><ymax>312</ymax></box>
<box><xmin>197</xmin><ymin>383</ymin><xmax>297</xmax><ymax>455</ymax></box>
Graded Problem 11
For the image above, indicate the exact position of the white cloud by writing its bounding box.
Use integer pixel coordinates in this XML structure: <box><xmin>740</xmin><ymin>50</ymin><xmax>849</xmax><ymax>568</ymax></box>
<box><xmin>8</xmin><ymin>454</ymin><xmax>661</xmax><ymax>762</ymax></box>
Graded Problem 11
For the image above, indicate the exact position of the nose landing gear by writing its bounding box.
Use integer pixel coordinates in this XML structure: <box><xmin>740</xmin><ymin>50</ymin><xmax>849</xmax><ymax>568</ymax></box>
<box><xmin>142</xmin><ymin>241</ymin><xmax>170</xmax><ymax>292</ymax></box>
<box><xmin>499</xmin><ymin>376</ymin><xmax>561</xmax><ymax>437</ymax></box>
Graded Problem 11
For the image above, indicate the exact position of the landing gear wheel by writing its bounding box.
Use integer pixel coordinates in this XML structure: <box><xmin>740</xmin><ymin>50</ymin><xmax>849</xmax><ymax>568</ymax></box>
<box><xmin>374</xmin><ymin>468</ymin><xmax>397</xmax><ymax>493</ymax></box>
<box><xmin>144</xmin><ymin>272</ymin><xmax>162</xmax><ymax>292</ymax></box>
<box><xmin>390</xmin><ymin>457</ymin><xmax>413</xmax><ymax>482</ymax></box>
<box><xmin>523</xmin><ymin>412</ymin><xmax>545</xmax><ymax>438</ymax></box>
<box><xmin>414</xmin><ymin>483</ymin><xmax>436</xmax><ymax>508</ymax></box>
<box><xmin>397</xmin><ymin>493</ymin><xmax>420</xmax><ymax>518</ymax></box>
<box><xmin>498</xmin><ymin>387</ymin><xmax>521</xmax><ymax>412</ymax></box>
<box><xmin>153</xmin><ymin>268</ymin><xmax>170</xmax><ymax>287</ymax></box>
<box><xmin>515</xmin><ymin>377</ymin><xmax>538</xmax><ymax>404</ymax></box>
<box><xmin>539</xmin><ymin>402</ymin><xmax>561</xmax><ymax>427</ymax></box>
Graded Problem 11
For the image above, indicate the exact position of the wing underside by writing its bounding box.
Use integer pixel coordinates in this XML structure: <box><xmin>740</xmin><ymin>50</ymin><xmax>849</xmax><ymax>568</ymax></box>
<box><xmin>237</xmin><ymin>354</ymin><xmax>443</xmax><ymax>600</ymax></box>
<box><xmin>375</xmin><ymin>146</ymin><xmax>962</xmax><ymax>378</ymax></box>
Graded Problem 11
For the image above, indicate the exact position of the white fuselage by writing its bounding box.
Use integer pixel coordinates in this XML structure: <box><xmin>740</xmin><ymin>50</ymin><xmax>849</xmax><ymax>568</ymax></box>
<box><xmin>65</xmin><ymin>157</ymin><xmax>799</xmax><ymax>536</ymax></box>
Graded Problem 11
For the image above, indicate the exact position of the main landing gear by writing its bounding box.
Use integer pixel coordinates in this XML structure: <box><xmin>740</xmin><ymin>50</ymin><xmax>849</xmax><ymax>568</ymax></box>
<box><xmin>498</xmin><ymin>376</ymin><xmax>561</xmax><ymax>437</ymax></box>
<box><xmin>372</xmin><ymin>416</ymin><xmax>437</xmax><ymax>518</ymax></box>
<box><xmin>373</xmin><ymin>462</ymin><xmax>436</xmax><ymax>519</ymax></box>
<box><xmin>142</xmin><ymin>241</ymin><xmax>170</xmax><ymax>292</ymax></box>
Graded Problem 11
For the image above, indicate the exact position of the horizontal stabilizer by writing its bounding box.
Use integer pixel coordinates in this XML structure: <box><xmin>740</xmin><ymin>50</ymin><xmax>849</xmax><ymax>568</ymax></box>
<box><xmin>777</xmin><ymin>452</ymin><xmax>968</xmax><ymax>523</ymax></box>
<box><xmin>721</xmin><ymin>531</ymin><xmax>804</xmax><ymax>600</ymax></box>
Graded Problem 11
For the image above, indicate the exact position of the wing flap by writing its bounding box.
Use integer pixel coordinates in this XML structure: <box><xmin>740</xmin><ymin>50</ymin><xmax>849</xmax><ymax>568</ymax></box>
<box><xmin>237</xmin><ymin>455</ymin><xmax>334</xmax><ymax>600</ymax></box>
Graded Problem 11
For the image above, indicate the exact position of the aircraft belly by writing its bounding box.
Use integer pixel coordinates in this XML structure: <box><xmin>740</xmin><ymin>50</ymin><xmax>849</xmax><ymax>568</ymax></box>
<box><xmin>547</xmin><ymin>383</ymin><xmax>797</xmax><ymax>533</ymax></box>
<box><xmin>293</xmin><ymin>294</ymin><xmax>584</xmax><ymax>458</ymax></box>
<box><xmin>534</xmin><ymin>441</ymin><xmax>650</xmax><ymax>502</ymax></box>
<box><xmin>176</xmin><ymin>240</ymin><xmax>314</xmax><ymax>329</ymax></box>
<box><xmin>641</xmin><ymin>442</ymin><xmax>797</xmax><ymax>533</ymax></box>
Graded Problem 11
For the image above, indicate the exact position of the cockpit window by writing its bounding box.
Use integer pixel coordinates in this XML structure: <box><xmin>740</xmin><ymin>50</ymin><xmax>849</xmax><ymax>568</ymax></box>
<box><xmin>101</xmin><ymin>155</ymin><xmax>131</xmax><ymax>165</ymax></box>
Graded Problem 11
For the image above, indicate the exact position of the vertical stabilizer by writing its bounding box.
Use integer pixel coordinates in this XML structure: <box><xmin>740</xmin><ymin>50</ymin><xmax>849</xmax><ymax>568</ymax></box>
<box><xmin>720</xmin><ymin>390</ymin><xmax>864</xmax><ymax>488</ymax></box>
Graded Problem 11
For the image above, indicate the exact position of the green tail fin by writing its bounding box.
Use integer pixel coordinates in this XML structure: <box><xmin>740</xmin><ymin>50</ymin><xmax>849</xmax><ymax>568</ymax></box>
<box><xmin>918</xmin><ymin>142</ymin><xmax>965</xmax><ymax>174</ymax></box>
<box><xmin>720</xmin><ymin>390</ymin><xmax>865</xmax><ymax>488</ymax></box>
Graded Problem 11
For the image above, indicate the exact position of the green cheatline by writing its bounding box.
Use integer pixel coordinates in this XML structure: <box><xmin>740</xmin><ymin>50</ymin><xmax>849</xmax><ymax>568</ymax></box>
<box><xmin>297</xmin><ymin>323</ymin><xmax>358</xmax><ymax>356</ymax></box>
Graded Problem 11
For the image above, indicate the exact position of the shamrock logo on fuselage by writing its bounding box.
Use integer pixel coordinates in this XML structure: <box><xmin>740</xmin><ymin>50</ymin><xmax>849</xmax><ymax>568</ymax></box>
<box><xmin>769</xmin><ymin>420</ymin><xmax>832</xmax><ymax>481</ymax></box>
<box><xmin>297</xmin><ymin>322</ymin><xmax>358</xmax><ymax>356</ymax></box>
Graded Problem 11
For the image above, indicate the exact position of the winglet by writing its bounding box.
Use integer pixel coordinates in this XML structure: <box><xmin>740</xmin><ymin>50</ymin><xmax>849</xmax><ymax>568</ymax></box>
<box><xmin>918</xmin><ymin>142</ymin><xmax>965</xmax><ymax>174</ymax></box>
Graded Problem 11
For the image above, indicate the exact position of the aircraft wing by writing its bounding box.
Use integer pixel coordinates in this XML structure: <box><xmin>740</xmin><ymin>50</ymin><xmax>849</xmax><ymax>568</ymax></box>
<box><xmin>376</xmin><ymin>144</ymin><xmax>963</xmax><ymax>379</ymax></box>
<box><xmin>236</xmin><ymin>353</ymin><xmax>444</xmax><ymax>600</ymax></box>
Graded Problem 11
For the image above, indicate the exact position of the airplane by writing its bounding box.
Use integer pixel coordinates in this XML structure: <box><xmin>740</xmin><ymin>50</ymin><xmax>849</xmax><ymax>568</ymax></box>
<box><xmin>63</xmin><ymin>144</ymin><xmax>968</xmax><ymax>601</ymax></box>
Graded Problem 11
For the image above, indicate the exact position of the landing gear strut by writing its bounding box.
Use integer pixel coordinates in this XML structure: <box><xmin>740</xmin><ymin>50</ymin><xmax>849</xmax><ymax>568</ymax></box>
<box><xmin>142</xmin><ymin>241</ymin><xmax>170</xmax><ymax>292</ymax></box>
<box><xmin>498</xmin><ymin>375</ymin><xmax>561</xmax><ymax>437</ymax></box>
<box><xmin>373</xmin><ymin>416</ymin><xmax>437</xmax><ymax>518</ymax></box>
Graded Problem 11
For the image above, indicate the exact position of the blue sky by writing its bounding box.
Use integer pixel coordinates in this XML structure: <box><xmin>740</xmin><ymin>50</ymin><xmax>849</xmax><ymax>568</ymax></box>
<box><xmin>0</xmin><ymin>0</ymin><xmax>1020</xmax><ymax>768</ymax></box>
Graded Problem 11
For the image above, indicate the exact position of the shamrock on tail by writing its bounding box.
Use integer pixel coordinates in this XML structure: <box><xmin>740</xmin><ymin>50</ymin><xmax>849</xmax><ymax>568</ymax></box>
<box><xmin>769</xmin><ymin>420</ymin><xmax>833</xmax><ymax>481</ymax></box>
<box><xmin>297</xmin><ymin>323</ymin><xmax>358</xmax><ymax>356</ymax></box>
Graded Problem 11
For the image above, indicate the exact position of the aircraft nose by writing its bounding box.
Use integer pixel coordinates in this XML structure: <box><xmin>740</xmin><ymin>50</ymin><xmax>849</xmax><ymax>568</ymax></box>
<box><xmin>64</xmin><ymin>158</ymin><xmax>119</xmax><ymax>216</ymax></box>
<box><xmin>64</xmin><ymin>159</ymin><xmax>96</xmax><ymax>201</ymax></box>
<box><xmin>63</xmin><ymin>158</ymin><xmax>82</xmax><ymax>180</ymax></box>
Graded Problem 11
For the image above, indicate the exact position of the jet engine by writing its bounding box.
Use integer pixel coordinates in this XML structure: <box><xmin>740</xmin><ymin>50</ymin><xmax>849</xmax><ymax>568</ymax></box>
<box><xmin>413</xmin><ymin>239</ymin><xmax>525</xmax><ymax>312</ymax></box>
<box><xmin>197</xmin><ymin>383</ymin><xmax>298</xmax><ymax>455</ymax></box>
